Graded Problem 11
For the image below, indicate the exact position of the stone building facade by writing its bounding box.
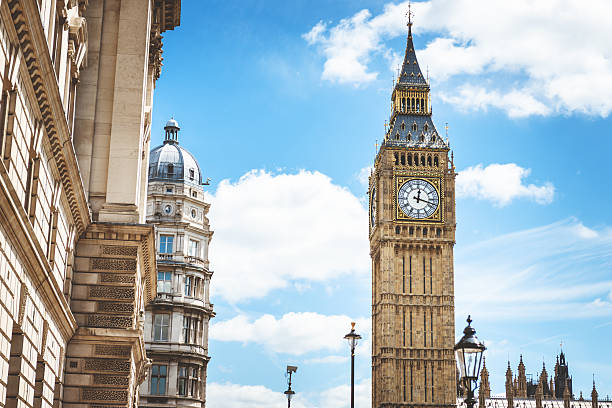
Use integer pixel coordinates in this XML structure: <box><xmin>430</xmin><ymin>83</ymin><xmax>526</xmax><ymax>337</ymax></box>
<box><xmin>0</xmin><ymin>0</ymin><xmax>180</xmax><ymax>407</ymax></box>
<box><xmin>139</xmin><ymin>120</ymin><xmax>214</xmax><ymax>408</ymax></box>
<box><xmin>369</xmin><ymin>16</ymin><xmax>456</xmax><ymax>408</ymax></box>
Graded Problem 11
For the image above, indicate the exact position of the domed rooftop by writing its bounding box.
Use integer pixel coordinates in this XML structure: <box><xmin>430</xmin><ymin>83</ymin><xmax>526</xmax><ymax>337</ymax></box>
<box><xmin>148</xmin><ymin>118</ymin><xmax>203</xmax><ymax>185</ymax></box>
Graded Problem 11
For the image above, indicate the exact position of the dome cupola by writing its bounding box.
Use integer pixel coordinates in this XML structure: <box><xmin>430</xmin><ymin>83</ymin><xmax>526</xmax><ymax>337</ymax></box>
<box><xmin>148</xmin><ymin>118</ymin><xmax>203</xmax><ymax>185</ymax></box>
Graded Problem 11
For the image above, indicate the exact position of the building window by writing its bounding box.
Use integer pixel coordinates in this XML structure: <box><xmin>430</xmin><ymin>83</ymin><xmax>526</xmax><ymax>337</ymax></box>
<box><xmin>184</xmin><ymin>275</ymin><xmax>193</xmax><ymax>296</ymax></box>
<box><xmin>167</xmin><ymin>164</ymin><xmax>174</xmax><ymax>175</ymax></box>
<box><xmin>159</xmin><ymin>235</ymin><xmax>174</xmax><ymax>254</ymax></box>
<box><xmin>178</xmin><ymin>365</ymin><xmax>200</xmax><ymax>397</ymax></box>
<box><xmin>189</xmin><ymin>168</ymin><xmax>195</xmax><ymax>180</ymax></box>
<box><xmin>157</xmin><ymin>271</ymin><xmax>172</xmax><ymax>293</ymax></box>
<box><xmin>178</xmin><ymin>366</ymin><xmax>187</xmax><ymax>396</ymax></box>
<box><xmin>183</xmin><ymin>316</ymin><xmax>192</xmax><ymax>344</ymax></box>
<box><xmin>166</xmin><ymin>187</ymin><xmax>173</xmax><ymax>193</ymax></box>
<box><xmin>153</xmin><ymin>314</ymin><xmax>170</xmax><ymax>341</ymax></box>
<box><xmin>188</xmin><ymin>240</ymin><xmax>199</xmax><ymax>257</ymax></box>
<box><xmin>150</xmin><ymin>365</ymin><xmax>167</xmax><ymax>395</ymax></box>
<box><xmin>190</xmin><ymin>366</ymin><xmax>199</xmax><ymax>396</ymax></box>
<box><xmin>192</xmin><ymin>190</ymin><xmax>197</xmax><ymax>198</ymax></box>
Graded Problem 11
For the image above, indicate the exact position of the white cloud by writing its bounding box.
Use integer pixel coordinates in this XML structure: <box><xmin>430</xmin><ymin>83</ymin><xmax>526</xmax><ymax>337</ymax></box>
<box><xmin>207</xmin><ymin>382</ymin><xmax>308</xmax><ymax>408</ymax></box>
<box><xmin>356</xmin><ymin>165</ymin><xmax>373</xmax><ymax>189</ymax></box>
<box><xmin>456</xmin><ymin>218</ymin><xmax>612</xmax><ymax>321</ymax></box>
<box><xmin>305</xmin><ymin>0</ymin><xmax>612</xmax><ymax>117</ymax></box>
<box><xmin>210</xmin><ymin>312</ymin><xmax>370</xmax><ymax>356</ymax></box>
<box><xmin>207</xmin><ymin>379</ymin><xmax>371</xmax><ymax>408</ymax></box>
<box><xmin>207</xmin><ymin>170</ymin><xmax>369</xmax><ymax>303</ymax></box>
<box><xmin>318</xmin><ymin>379</ymin><xmax>371</xmax><ymax>408</ymax></box>
<box><xmin>439</xmin><ymin>86</ymin><xmax>552</xmax><ymax>118</ymax></box>
<box><xmin>456</xmin><ymin>163</ymin><xmax>554</xmax><ymax>206</ymax></box>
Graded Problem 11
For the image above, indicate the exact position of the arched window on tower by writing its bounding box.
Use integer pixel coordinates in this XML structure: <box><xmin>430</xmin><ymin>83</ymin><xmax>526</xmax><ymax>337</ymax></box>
<box><xmin>401</xmin><ymin>154</ymin><xmax>406</xmax><ymax>165</ymax></box>
<box><xmin>414</xmin><ymin>154</ymin><xmax>419</xmax><ymax>166</ymax></box>
<box><xmin>407</xmin><ymin>133</ymin><xmax>412</xmax><ymax>141</ymax></box>
<box><xmin>420</xmin><ymin>155</ymin><xmax>426</xmax><ymax>166</ymax></box>
<box><xmin>394</xmin><ymin>152</ymin><xmax>399</xmax><ymax>165</ymax></box>
<box><xmin>167</xmin><ymin>164</ymin><xmax>174</xmax><ymax>176</ymax></box>
<box><xmin>424</xmin><ymin>123</ymin><xmax>429</xmax><ymax>132</ymax></box>
<box><xmin>401</xmin><ymin>122</ymin><xmax>405</xmax><ymax>131</ymax></box>
<box><xmin>407</xmin><ymin>153</ymin><xmax>412</xmax><ymax>165</ymax></box>
<box><xmin>416</xmin><ymin>98</ymin><xmax>420</xmax><ymax>112</ymax></box>
<box><xmin>412</xmin><ymin>122</ymin><xmax>417</xmax><ymax>132</ymax></box>
<box><xmin>396</xmin><ymin>132</ymin><xmax>400</xmax><ymax>140</ymax></box>
<box><xmin>427</xmin><ymin>156</ymin><xmax>432</xmax><ymax>166</ymax></box>
<box><xmin>434</xmin><ymin>156</ymin><xmax>439</xmax><ymax>167</ymax></box>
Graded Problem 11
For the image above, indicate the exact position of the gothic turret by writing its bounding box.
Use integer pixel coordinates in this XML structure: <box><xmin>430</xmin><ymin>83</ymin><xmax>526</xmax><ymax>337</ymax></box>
<box><xmin>517</xmin><ymin>355</ymin><xmax>528</xmax><ymax>398</ymax></box>
<box><xmin>592</xmin><ymin>380</ymin><xmax>599</xmax><ymax>408</ymax></box>
<box><xmin>479</xmin><ymin>358</ymin><xmax>491</xmax><ymax>408</ymax></box>
<box><xmin>555</xmin><ymin>349</ymin><xmax>573</xmax><ymax>399</ymax></box>
<box><xmin>506</xmin><ymin>362</ymin><xmax>515</xmax><ymax>407</ymax></box>
<box><xmin>383</xmin><ymin>14</ymin><xmax>447</xmax><ymax>150</ymax></box>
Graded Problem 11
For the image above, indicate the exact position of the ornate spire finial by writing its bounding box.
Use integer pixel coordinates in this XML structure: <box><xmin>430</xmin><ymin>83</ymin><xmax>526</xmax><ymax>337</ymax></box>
<box><xmin>406</xmin><ymin>1</ymin><xmax>414</xmax><ymax>37</ymax></box>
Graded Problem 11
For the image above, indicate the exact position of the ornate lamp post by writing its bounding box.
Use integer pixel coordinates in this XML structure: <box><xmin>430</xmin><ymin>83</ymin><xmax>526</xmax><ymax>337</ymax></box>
<box><xmin>455</xmin><ymin>316</ymin><xmax>486</xmax><ymax>408</ymax></box>
<box><xmin>284</xmin><ymin>365</ymin><xmax>297</xmax><ymax>408</ymax></box>
<box><xmin>344</xmin><ymin>322</ymin><xmax>362</xmax><ymax>408</ymax></box>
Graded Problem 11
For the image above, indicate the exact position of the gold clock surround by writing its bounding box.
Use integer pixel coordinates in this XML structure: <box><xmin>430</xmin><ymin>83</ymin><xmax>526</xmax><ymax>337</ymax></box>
<box><xmin>394</xmin><ymin>173</ymin><xmax>444</xmax><ymax>223</ymax></box>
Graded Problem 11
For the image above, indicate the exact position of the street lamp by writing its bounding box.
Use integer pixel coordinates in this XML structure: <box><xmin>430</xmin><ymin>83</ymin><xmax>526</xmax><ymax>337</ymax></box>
<box><xmin>344</xmin><ymin>322</ymin><xmax>362</xmax><ymax>408</ymax></box>
<box><xmin>455</xmin><ymin>316</ymin><xmax>486</xmax><ymax>408</ymax></box>
<box><xmin>284</xmin><ymin>365</ymin><xmax>297</xmax><ymax>408</ymax></box>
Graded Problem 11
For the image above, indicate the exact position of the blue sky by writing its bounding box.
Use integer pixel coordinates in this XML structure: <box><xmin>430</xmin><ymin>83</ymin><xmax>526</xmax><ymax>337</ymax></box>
<box><xmin>151</xmin><ymin>1</ymin><xmax>612</xmax><ymax>406</ymax></box>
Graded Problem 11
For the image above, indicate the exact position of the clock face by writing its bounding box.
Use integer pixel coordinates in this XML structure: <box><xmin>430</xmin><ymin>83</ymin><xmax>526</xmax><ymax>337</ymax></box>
<box><xmin>397</xmin><ymin>179</ymin><xmax>439</xmax><ymax>219</ymax></box>
<box><xmin>370</xmin><ymin>187</ymin><xmax>377</xmax><ymax>229</ymax></box>
<box><xmin>164</xmin><ymin>204</ymin><xmax>172</xmax><ymax>215</ymax></box>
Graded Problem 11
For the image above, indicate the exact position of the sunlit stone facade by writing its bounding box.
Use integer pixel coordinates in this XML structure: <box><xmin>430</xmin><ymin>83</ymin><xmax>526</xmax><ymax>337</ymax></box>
<box><xmin>0</xmin><ymin>0</ymin><xmax>180</xmax><ymax>407</ymax></box>
<box><xmin>139</xmin><ymin>120</ymin><xmax>214</xmax><ymax>408</ymax></box>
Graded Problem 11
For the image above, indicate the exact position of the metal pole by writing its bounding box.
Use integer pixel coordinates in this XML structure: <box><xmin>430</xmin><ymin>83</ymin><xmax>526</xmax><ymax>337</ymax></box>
<box><xmin>465</xmin><ymin>379</ymin><xmax>476</xmax><ymax>408</ymax></box>
<box><xmin>288</xmin><ymin>372</ymin><xmax>292</xmax><ymax>408</ymax></box>
<box><xmin>351</xmin><ymin>344</ymin><xmax>355</xmax><ymax>408</ymax></box>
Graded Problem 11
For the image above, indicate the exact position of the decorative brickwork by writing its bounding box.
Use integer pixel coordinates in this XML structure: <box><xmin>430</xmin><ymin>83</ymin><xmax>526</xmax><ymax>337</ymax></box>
<box><xmin>97</xmin><ymin>302</ymin><xmax>134</xmax><ymax>315</ymax></box>
<box><xmin>102</xmin><ymin>245</ymin><xmax>138</xmax><ymax>257</ymax></box>
<box><xmin>94</xmin><ymin>344</ymin><xmax>132</xmax><ymax>357</ymax></box>
<box><xmin>84</xmin><ymin>358</ymin><xmax>130</xmax><ymax>373</ymax></box>
<box><xmin>89</xmin><ymin>286</ymin><xmax>134</xmax><ymax>300</ymax></box>
<box><xmin>91</xmin><ymin>258</ymin><xmax>137</xmax><ymax>271</ymax></box>
<box><xmin>101</xmin><ymin>273</ymin><xmax>135</xmax><ymax>284</ymax></box>
<box><xmin>93</xmin><ymin>375</ymin><xmax>130</xmax><ymax>386</ymax></box>
<box><xmin>87</xmin><ymin>315</ymin><xmax>133</xmax><ymax>329</ymax></box>
<box><xmin>82</xmin><ymin>388</ymin><xmax>128</xmax><ymax>402</ymax></box>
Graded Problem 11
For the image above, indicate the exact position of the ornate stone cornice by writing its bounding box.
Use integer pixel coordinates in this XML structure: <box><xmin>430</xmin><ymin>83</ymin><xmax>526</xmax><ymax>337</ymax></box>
<box><xmin>7</xmin><ymin>0</ymin><xmax>90</xmax><ymax>234</ymax></box>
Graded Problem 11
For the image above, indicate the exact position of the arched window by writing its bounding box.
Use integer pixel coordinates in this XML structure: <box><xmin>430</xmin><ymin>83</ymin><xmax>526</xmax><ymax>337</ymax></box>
<box><xmin>423</xmin><ymin>228</ymin><xmax>428</xmax><ymax>236</ymax></box>
<box><xmin>420</xmin><ymin>134</ymin><xmax>425</xmax><ymax>142</ymax></box>
<box><xmin>401</xmin><ymin>122</ymin><xmax>405</xmax><ymax>131</ymax></box>
<box><xmin>416</xmin><ymin>99</ymin><xmax>420</xmax><ymax>112</ymax></box>
<box><xmin>396</xmin><ymin>132</ymin><xmax>400</xmax><ymax>140</ymax></box>
<box><xmin>395</xmin><ymin>226</ymin><xmax>401</xmax><ymax>234</ymax></box>
<box><xmin>407</xmin><ymin>133</ymin><xmax>412</xmax><ymax>141</ymax></box>
<box><xmin>167</xmin><ymin>164</ymin><xmax>174</xmax><ymax>176</ymax></box>
<box><xmin>420</xmin><ymin>155</ymin><xmax>425</xmax><ymax>166</ymax></box>
<box><xmin>427</xmin><ymin>156</ymin><xmax>432</xmax><ymax>166</ymax></box>
<box><xmin>412</xmin><ymin>122</ymin><xmax>417</xmax><ymax>132</ymax></box>
<box><xmin>414</xmin><ymin>154</ymin><xmax>418</xmax><ymax>166</ymax></box>
<box><xmin>401</xmin><ymin>154</ymin><xmax>405</xmax><ymax>165</ymax></box>
<box><xmin>394</xmin><ymin>152</ymin><xmax>399</xmax><ymax>165</ymax></box>
<box><xmin>407</xmin><ymin>153</ymin><xmax>412</xmax><ymax>165</ymax></box>
<box><xmin>434</xmin><ymin>156</ymin><xmax>439</xmax><ymax>167</ymax></box>
<box><xmin>424</xmin><ymin>123</ymin><xmax>429</xmax><ymax>132</ymax></box>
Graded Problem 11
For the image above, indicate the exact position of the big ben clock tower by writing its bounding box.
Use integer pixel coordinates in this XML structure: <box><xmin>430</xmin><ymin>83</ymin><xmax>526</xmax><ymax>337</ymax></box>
<box><xmin>369</xmin><ymin>14</ymin><xmax>456</xmax><ymax>408</ymax></box>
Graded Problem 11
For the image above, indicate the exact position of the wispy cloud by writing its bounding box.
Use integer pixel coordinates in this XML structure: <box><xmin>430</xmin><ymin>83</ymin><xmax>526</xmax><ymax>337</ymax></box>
<box><xmin>304</xmin><ymin>0</ymin><xmax>612</xmax><ymax>117</ymax></box>
<box><xmin>456</xmin><ymin>218</ymin><xmax>612</xmax><ymax>321</ymax></box>
<box><xmin>456</xmin><ymin>163</ymin><xmax>554</xmax><ymax>206</ymax></box>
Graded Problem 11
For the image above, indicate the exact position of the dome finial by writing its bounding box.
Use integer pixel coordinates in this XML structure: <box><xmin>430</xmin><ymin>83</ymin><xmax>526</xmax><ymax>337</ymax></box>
<box><xmin>164</xmin><ymin>117</ymin><xmax>180</xmax><ymax>144</ymax></box>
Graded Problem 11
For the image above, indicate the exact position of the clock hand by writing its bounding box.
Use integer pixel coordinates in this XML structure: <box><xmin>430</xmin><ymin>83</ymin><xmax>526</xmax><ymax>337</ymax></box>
<box><xmin>412</xmin><ymin>190</ymin><xmax>437</xmax><ymax>206</ymax></box>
